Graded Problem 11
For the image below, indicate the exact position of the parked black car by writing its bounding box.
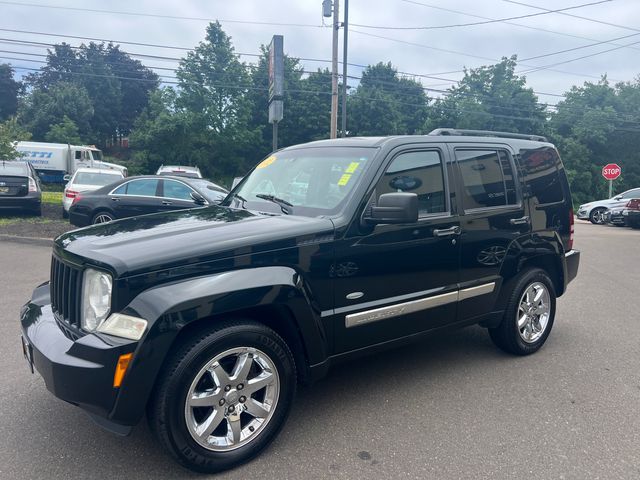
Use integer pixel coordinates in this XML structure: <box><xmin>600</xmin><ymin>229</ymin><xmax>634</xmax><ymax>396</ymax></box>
<box><xmin>0</xmin><ymin>160</ymin><xmax>42</xmax><ymax>215</ymax></box>
<box><xmin>622</xmin><ymin>198</ymin><xmax>640</xmax><ymax>228</ymax></box>
<box><xmin>603</xmin><ymin>206</ymin><xmax>627</xmax><ymax>226</ymax></box>
<box><xmin>68</xmin><ymin>175</ymin><xmax>228</xmax><ymax>226</ymax></box>
<box><xmin>21</xmin><ymin>129</ymin><xmax>579</xmax><ymax>473</ymax></box>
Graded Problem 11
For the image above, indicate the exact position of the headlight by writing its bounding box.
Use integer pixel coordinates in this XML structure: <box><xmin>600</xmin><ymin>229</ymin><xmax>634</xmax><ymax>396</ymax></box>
<box><xmin>82</xmin><ymin>268</ymin><xmax>112</xmax><ymax>332</ymax></box>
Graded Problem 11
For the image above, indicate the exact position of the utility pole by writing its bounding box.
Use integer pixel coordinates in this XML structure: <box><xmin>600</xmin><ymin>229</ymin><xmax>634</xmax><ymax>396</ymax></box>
<box><xmin>330</xmin><ymin>0</ymin><xmax>339</xmax><ymax>139</ymax></box>
<box><xmin>341</xmin><ymin>0</ymin><xmax>349</xmax><ymax>137</ymax></box>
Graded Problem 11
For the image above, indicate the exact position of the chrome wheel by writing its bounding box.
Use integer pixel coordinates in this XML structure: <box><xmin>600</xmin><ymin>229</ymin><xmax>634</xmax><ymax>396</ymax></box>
<box><xmin>93</xmin><ymin>213</ymin><xmax>113</xmax><ymax>224</ymax></box>
<box><xmin>517</xmin><ymin>282</ymin><xmax>551</xmax><ymax>343</ymax></box>
<box><xmin>184</xmin><ymin>347</ymin><xmax>280</xmax><ymax>452</ymax></box>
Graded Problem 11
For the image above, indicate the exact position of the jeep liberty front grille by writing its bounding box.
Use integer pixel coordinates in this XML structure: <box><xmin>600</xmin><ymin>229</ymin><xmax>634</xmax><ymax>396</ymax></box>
<box><xmin>50</xmin><ymin>256</ymin><xmax>82</xmax><ymax>327</ymax></box>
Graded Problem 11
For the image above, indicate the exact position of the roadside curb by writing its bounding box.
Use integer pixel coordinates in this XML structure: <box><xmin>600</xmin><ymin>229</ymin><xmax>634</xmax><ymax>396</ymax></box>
<box><xmin>0</xmin><ymin>234</ymin><xmax>53</xmax><ymax>247</ymax></box>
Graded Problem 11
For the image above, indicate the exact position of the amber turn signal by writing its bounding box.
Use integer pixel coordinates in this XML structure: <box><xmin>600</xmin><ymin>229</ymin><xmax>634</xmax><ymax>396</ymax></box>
<box><xmin>113</xmin><ymin>353</ymin><xmax>133</xmax><ymax>388</ymax></box>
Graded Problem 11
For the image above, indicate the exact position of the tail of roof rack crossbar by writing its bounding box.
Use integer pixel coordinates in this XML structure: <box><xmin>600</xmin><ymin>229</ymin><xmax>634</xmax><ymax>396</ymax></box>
<box><xmin>428</xmin><ymin>128</ymin><xmax>547</xmax><ymax>142</ymax></box>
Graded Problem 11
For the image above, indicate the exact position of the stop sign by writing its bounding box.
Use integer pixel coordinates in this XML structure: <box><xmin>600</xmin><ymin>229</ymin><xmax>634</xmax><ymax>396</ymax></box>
<box><xmin>602</xmin><ymin>163</ymin><xmax>621</xmax><ymax>180</ymax></box>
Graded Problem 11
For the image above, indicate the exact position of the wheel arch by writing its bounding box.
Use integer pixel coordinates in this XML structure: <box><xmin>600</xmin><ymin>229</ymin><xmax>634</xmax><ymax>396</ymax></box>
<box><xmin>108</xmin><ymin>267</ymin><xmax>327</xmax><ymax>426</ymax></box>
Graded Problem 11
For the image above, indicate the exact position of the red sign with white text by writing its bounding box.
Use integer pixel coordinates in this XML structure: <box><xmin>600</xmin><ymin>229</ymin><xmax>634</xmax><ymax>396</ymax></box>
<box><xmin>602</xmin><ymin>163</ymin><xmax>621</xmax><ymax>180</ymax></box>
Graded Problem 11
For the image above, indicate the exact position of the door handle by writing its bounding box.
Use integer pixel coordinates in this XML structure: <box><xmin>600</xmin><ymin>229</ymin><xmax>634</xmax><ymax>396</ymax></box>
<box><xmin>162</xmin><ymin>200</ymin><xmax>172</xmax><ymax>205</ymax></box>
<box><xmin>111</xmin><ymin>197</ymin><xmax>119</xmax><ymax>202</ymax></box>
<box><xmin>433</xmin><ymin>226</ymin><xmax>461</xmax><ymax>237</ymax></box>
<box><xmin>509</xmin><ymin>216</ymin><xmax>530</xmax><ymax>226</ymax></box>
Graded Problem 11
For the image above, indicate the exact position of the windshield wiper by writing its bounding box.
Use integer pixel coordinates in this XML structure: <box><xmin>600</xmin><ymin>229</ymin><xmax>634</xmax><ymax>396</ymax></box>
<box><xmin>255</xmin><ymin>194</ymin><xmax>293</xmax><ymax>214</ymax></box>
<box><xmin>229</xmin><ymin>192</ymin><xmax>248</xmax><ymax>209</ymax></box>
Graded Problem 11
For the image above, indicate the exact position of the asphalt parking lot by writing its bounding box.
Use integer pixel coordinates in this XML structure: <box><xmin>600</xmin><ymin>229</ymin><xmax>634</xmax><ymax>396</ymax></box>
<box><xmin>1</xmin><ymin>221</ymin><xmax>638</xmax><ymax>480</ymax></box>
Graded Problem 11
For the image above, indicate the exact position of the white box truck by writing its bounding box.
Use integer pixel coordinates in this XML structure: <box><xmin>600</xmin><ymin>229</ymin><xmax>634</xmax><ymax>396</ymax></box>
<box><xmin>14</xmin><ymin>142</ymin><xmax>127</xmax><ymax>183</ymax></box>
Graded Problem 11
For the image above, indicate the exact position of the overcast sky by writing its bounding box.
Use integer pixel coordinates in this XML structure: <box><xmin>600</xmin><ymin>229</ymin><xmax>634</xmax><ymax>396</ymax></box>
<box><xmin>2</xmin><ymin>0</ymin><xmax>640</xmax><ymax>105</ymax></box>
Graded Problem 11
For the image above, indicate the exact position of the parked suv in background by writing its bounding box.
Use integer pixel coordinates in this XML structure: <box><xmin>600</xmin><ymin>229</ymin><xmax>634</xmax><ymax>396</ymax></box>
<box><xmin>0</xmin><ymin>160</ymin><xmax>42</xmax><ymax>215</ymax></box>
<box><xmin>156</xmin><ymin>165</ymin><xmax>203</xmax><ymax>178</ymax></box>
<box><xmin>20</xmin><ymin>129</ymin><xmax>579</xmax><ymax>473</ymax></box>
<box><xmin>577</xmin><ymin>187</ymin><xmax>640</xmax><ymax>224</ymax></box>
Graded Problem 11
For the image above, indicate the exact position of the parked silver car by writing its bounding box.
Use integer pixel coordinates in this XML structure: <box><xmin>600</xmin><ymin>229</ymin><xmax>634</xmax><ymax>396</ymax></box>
<box><xmin>62</xmin><ymin>168</ymin><xmax>125</xmax><ymax>218</ymax></box>
<box><xmin>577</xmin><ymin>187</ymin><xmax>640</xmax><ymax>224</ymax></box>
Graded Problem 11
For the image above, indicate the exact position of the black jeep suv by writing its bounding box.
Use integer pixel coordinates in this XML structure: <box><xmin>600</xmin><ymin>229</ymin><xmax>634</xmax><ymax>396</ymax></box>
<box><xmin>20</xmin><ymin>129</ymin><xmax>579</xmax><ymax>473</ymax></box>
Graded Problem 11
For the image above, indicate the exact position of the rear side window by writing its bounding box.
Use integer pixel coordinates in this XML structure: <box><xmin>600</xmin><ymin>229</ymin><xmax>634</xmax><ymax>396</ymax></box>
<box><xmin>520</xmin><ymin>147</ymin><xmax>564</xmax><ymax>204</ymax></box>
<box><xmin>163</xmin><ymin>180</ymin><xmax>195</xmax><ymax>200</ymax></box>
<box><xmin>456</xmin><ymin>149</ymin><xmax>518</xmax><ymax>210</ymax></box>
<box><xmin>113</xmin><ymin>179</ymin><xmax>159</xmax><ymax>197</ymax></box>
<box><xmin>378</xmin><ymin>150</ymin><xmax>446</xmax><ymax>216</ymax></box>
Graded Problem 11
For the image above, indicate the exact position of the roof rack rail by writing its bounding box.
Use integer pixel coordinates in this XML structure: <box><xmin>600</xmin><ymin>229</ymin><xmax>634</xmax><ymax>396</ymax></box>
<box><xmin>428</xmin><ymin>128</ymin><xmax>547</xmax><ymax>142</ymax></box>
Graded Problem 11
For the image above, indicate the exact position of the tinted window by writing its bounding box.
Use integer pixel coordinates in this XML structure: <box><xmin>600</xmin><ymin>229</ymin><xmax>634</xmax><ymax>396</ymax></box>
<box><xmin>378</xmin><ymin>150</ymin><xmax>446</xmax><ymax>215</ymax></box>
<box><xmin>0</xmin><ymin>162</ymin><xmax>29</xmax><ymax>176</ymax></box>
<box><xmin>163</xmin><ymin>180</ymin><xmax>194</xmax><ymax>200</ymax></box>
<box><xmin>120</xmin><ymin>179</ymin><xmax>159</xmax><ymax>197</ymax></box>
<box><xmin>457</xmin><ymin>149</ymin><xmax>518</xmax><ymax>210</ymax></box>
<box><xmin>520</xmin><ymin>147</ymin><xmax>564</xmax><ymax>204</ymax></box>
<box><xmin>74</xmin><ymin>172</ymin><xmax>121</xmax><ymax>186</ymax></box>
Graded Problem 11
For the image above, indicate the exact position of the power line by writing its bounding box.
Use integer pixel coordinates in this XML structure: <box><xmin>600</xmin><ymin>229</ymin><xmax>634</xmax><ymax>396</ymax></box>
<box><xmin>7</xmin><ymin>61</ymin><xmax>640</xmax><ymax>133</ymax></box>
<box><xmin>0</xmin><ymin>1</ymin><xmax>327</xmax><ymax>28</ymax></box>
<box><xmin>503</xmin><ymin>0</ymin><xmax>640</xmax><ymax>33</ymax></box>
<box><xmin>349</xmin><ymin>29</ymin><xmax>625</xmax><ymax>82</ymax></box>
<box><xmin>519</xmin><ymin>38</ymin><xmax>640</xmax><ymax>75</ymax></box>
<box><xmin>521</xmin><ymin>32</ymin><xmax>640</xmax><ymax>61</ymax></box>
<box><xmin>400</xmin><ymin>0</ymin><xmax>640</xmax><ymax>53</ymax></box>
<box><xmin>352</xmin><ymin>0</ymin><xmax>611</xmax><ymax>30</ymax></box>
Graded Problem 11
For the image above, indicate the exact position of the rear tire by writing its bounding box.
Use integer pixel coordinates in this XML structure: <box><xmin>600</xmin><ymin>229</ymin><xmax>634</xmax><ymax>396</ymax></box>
<box><xmin>489</xmin><ymin>268</ymin><xmax>556</xmax><ymax>355</ymax></box>
<box><xmin>91</xmin><ymin>211</ymin><xmax>114</xmax><ymax>224</ymax></box>
<box><xmin>148</xmin><ymin>320</ymin><xmax>296</xmax><ymax>474</ymax></box>
<box><xmin>589</xmin><ymin>208</ymin><xmax>606</xmax><ymax>224</ymax></box>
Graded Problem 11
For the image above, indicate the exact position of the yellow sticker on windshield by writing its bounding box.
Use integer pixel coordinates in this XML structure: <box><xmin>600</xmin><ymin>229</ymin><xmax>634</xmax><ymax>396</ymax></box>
<box><xmin>257</xmin><ymin>155</ymin><xmax>276</xmax><ymax>169</ymax></box>
<box><xmin>345</xmin><ymin>162</ymin><xmax>360</xmax><ymax>174</ymax></box>
<box><xmin>337</xmin><ymin>173</ymin><xmax>352</xmax><ymax>186</ymax></box>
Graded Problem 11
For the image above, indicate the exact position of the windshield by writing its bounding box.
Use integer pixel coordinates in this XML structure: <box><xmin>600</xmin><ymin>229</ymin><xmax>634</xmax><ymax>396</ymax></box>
<box><xmin>90</xmin><ymin>150</ymin><xmax>103</xmax><ymax>161</ymax></box>
<box><xmin>73</xmin><ymin>171</ymin><xmax>121</xmax><ymax>186</ymax></box>
<box><xmin>190</xmin><ymin>180</ymin><xmax>228</xmax><ymax>203</ymax></box>
<box><xmin>225</xmin><ymin>147</ymin><xmax>375</xmax><ymax>216</ymax></box>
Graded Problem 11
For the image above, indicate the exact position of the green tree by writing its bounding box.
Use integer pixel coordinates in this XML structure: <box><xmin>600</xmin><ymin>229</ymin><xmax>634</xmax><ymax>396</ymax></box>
<box><xmin>24</xmin><ymin>42</ymin><xmax>159</xmax><ymax>145</ymax></box>
<box><xmin>20</xmin><ymin>82</ymin><xmax>94</xmax><ymax>141</ymax></box>
<box><xmin>175</xmin><ymin>22</ymin><xmax>260</xmax><ymax>178</ymax></box>
<box><xmin>426</xmin><ymin>56</ymin><xmax>546</xmax><ymax>134</ymax></box>
<box><xmin>549</xmin><ymin>77</ymin><xmax>640</xmax><ymax>203</ymax></box>
<box><xmin>0</xmin><ymin>117</ymin><xmax>31</xmax><ymax>159</ymax></box>
<box><xmin>45</xmin><ymin>115</ymin><xmax>82</xmax><ymax>144</ymax></box>
<box><xmin>348</xmin><ymin>62</ymin><xmax>428</xmax><ymax>136</ymax></box>
<box><xmin>0</xmin><ymin>64</ymin><xmax>21</xmax><ymax>121</ymax></box>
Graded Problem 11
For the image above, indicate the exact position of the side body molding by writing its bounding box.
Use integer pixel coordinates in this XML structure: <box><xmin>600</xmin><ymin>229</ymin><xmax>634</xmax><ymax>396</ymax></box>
<box><xmin>109</xmin><ymin>266</ymin><xmax>327</xmax><ymax>425</ymax></box>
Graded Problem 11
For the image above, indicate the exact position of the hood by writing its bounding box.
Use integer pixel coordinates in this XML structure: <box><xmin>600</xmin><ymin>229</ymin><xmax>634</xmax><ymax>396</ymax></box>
<box><xmin>55</xmin><ymin>206</ymin><xmax>335</xmax><ymax>277</ymax></box>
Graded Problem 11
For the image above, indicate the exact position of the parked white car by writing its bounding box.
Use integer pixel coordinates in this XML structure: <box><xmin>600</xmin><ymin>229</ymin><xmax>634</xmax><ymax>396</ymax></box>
<box><xmin>156</xmin><ymin>165</ymin><xmax>202</xmax><ymax>179</ymax></box>
<box><xmin>62</xmin><ymin>168</ymin><xmax>125</xmax><ymax>218</ymax></box>
<box><xmin>577</xmin><ymin>187</ymin><xmax>640</xmax><ymax>224</ymax></box>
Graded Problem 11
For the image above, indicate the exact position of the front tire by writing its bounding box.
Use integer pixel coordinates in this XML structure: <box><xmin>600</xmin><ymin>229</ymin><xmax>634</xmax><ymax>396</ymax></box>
<box><xmin>589</xmin><ymin>207</ymin><xmax>606</xmax><ymax>224</ymax></box>
<box><xmin>148</xmin><ymin>321</ymin><xmax>296</xmax><ymax>473</ymax></box>
<box><xmin>489</xmin><ymin>268</ymin><xmax>556</xmax><ymax>355</ymax></box>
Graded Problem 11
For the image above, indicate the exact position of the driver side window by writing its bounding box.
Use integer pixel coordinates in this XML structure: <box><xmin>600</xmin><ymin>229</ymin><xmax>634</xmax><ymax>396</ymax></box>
<box><xmin>377</xmin><ymin>150</ymin><xmax>446</xmax><ymax>216</ymax></box>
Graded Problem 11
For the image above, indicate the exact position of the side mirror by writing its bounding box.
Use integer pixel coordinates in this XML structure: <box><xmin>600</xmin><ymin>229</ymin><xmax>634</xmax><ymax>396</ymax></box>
<box><xmin>614</xmin><ymin>195</ymin><xmax>622</xmax><ymax>200</ymax></box>
<box><xmin>191</xmin><ymin>192</ymin><xmax>207</xmax><ymax>205</ymax></box>
<box><xmin>366</xmin><ymin>192</ymin><xmax>418</xmax><ymax>224</ymax></box>
<box><xmin>63</xmin><ymin>174</ymin><xmax>71</xmax><ymax>182</ymax></box>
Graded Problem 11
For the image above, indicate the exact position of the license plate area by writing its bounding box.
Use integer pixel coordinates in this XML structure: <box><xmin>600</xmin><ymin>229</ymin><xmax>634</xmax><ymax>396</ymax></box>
<box><xmin>21</xmin><ymin>336</ymin><xmax>34</xmax><ymax>373</ymax></box>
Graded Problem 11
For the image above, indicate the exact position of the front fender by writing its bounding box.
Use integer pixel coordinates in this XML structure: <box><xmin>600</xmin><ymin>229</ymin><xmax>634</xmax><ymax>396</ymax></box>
<box><xmin>108</xmin><ymin>266</ymin><xmax>327</xmax><ymax>425</ymax></box>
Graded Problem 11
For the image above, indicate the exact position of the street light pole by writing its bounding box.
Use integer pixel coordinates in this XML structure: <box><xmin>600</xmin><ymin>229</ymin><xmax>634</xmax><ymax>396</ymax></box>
<box><xmin>341</xmin><ymin>0</ymin><xmax>349</xmax><ymax>137</ymax></box>
<box><xmin>330</xmin><ymin>0</ymin><xmax>339</xmax><ymax>139</ymax></box>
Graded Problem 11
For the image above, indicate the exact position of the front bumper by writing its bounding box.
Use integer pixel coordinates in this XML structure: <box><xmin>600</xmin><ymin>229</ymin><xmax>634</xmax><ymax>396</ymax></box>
<box><xmin>576</xmin><ymin>208</ymin><xmax>589</xmax><ymax>219</ymax></box>
<box><xmin>20</xmin><ymin>283</ymin><xmax>136</xmax><ymax>433</ymax></box>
